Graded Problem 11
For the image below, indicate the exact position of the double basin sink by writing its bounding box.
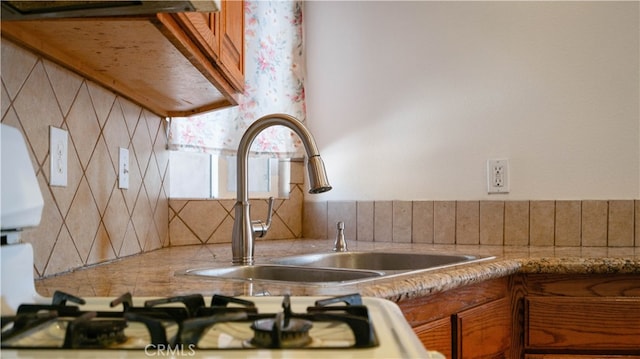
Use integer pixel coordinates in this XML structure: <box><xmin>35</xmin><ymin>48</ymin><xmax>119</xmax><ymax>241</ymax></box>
<box><xmin>182</xmin><ymin>251</ymin><xmax>493</xmax><ymax>285</ymax></box>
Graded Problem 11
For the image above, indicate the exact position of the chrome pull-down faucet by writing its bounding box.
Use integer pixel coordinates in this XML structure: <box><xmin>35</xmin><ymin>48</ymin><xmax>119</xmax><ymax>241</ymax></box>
<box><xmin>232</xmin><ymin>114</ymin><xmax>332</xmax><ymax>265</ymax></box>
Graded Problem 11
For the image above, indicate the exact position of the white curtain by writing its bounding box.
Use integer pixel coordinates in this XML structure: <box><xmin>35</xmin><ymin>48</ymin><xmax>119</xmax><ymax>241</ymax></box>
<box><xmin>168</xmin><ymin>0</ymin><xmax>306</xmax><ymax>159</ymax></box>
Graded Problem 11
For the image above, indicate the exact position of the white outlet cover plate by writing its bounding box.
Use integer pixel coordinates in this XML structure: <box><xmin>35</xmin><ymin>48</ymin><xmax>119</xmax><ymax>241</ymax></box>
<box><xmin>487</xmin><ymin>158</ymin><xmax>509</xmax><ymax>194</ymax></box>
<box><xmin>49</xmin><ymin>126</ymin><xmax>68</xmax><ymax>187</ymax></box>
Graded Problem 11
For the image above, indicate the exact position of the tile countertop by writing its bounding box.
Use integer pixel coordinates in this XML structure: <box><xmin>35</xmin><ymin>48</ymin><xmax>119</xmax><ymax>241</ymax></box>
<box><xmin>35</xmin><ymin>239</ymin><xmax>640</xmax><ymax>302</ymax></box>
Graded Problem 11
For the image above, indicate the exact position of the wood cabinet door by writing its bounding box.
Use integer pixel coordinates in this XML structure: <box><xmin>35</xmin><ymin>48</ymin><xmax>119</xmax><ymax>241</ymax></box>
<box><xmin>219</xmin><ymin>0</ymin><xmax>244</xmax><ymax>90</ymax></box>
<box><xmin>178</xmin><ymin>11</ymin><xmax>220</xmax><ymax>60</ymax></box>
<box><xmin>455</xmin><ymin>297</ymin><xmax>512</xmax><ymax>359</ymax></box>
<box><xmin>413</xmin><ymin>316</ymin><xmax>452</xmax><ymax>358</ymax></box>
<box><xmin>175</xmin><ymin>0</ymin><xmax>243</xmax><ymax>91</ymax></box>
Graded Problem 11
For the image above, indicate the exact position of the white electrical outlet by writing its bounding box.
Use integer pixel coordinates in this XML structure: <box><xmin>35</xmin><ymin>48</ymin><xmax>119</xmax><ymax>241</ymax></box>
<box><xmin>49</xmin><ymin>126</ymin><xmax>68</xmax><ymax>187</ymax></box>
<box><xmin>487</xmin><ymin>159</ymin><xmax>509</xmax><ymax>194</ymax></box>
<box><xmin>119</xmin><ymin>147</ymin><xmax>129</xmax><ymax>189</ymax></box>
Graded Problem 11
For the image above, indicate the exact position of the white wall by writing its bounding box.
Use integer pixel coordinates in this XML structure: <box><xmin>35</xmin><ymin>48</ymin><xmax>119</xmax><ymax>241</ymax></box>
<box><xmin>304</xmin><ymin>1</ymin><xmax>639</xmax><ymax>201</ymax></box>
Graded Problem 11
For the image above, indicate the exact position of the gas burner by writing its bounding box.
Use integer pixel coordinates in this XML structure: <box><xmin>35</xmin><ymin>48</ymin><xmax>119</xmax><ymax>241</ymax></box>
<box><xmin>250</xmin><ymin>295</ymin><xmax>313</xmax><ymax>348</ymax></box>
<box><xmin>251</xmin><ymin>314</ymin><xmax>313</xmax><ymax>348</ymax></box>
<box><xmin>63</xmin><ymin>312</ymin><xmax>127</xmax><ymax>349</ymax></box>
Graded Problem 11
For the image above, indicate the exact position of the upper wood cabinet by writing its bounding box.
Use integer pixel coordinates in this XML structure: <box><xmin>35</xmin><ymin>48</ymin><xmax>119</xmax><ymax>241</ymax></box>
<box><xmin>0</xmin><ymin>0</ymin><xmax>244</xmax><ymax>117</ymax></box>
<box><xmin>218</xmin><ymin>0</ymin><xmax>244</xmax><ymax>91</ymax></box>
<box><xmin>175</xmin><ymin>0</ymin><xmax>243</xmax><ymax>91</ymax></box>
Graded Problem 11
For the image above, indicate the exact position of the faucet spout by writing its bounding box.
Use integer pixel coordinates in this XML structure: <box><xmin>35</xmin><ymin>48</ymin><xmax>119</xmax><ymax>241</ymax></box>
<box><xmin>232</xmin><ymin>114</ymin><xmax>331</xmax><ymax>265</ymax></box>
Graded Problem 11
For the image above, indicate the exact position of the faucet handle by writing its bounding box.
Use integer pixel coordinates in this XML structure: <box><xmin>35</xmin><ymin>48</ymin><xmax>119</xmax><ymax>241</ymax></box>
<box><xmin>252</xmin><ymin>197</ymin><xmax>274</xmax><ymax>238</ymax></box>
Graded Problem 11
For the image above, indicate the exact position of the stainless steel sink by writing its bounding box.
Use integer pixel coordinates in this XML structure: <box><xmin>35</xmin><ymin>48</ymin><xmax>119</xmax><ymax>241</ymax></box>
<box><xmin>182</xmin><ymin>264</ymin><xmax>383</xmax><ymax>284</ymax></box>
<box><xmin>270</xmin><ymin>251</ymin><xmax>491</xmax><ymax>272</ymax></box>
<box><xmin>180</xmin><ymin>252</ymin><xmax>493</xmax><ymax>285</ymax></box>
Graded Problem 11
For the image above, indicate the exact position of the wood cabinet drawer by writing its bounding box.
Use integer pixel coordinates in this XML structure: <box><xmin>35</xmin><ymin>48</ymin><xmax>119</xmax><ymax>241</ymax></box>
<box><xmin>525</xmin><ymin>355</ymin><xmax>640</xmax><ymax>359</ymax></box>
<box><xmin>525</xmin><ymin>297</ymin><xmax>640</xmax><ymax>351</ymax></box>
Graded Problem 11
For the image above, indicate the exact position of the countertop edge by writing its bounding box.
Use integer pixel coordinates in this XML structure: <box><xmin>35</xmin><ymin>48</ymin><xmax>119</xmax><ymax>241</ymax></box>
<box><xmin>368</xmin><ymin>257</ymin><xmax>640</xmax><ymax>302</ymax></box>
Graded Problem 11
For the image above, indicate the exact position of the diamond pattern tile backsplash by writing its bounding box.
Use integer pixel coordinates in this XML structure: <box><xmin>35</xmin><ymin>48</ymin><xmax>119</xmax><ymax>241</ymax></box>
<box><xmin>2</xmin><ymin>39</ymin><xmax>170</xmax><ymax>277</ymax></box>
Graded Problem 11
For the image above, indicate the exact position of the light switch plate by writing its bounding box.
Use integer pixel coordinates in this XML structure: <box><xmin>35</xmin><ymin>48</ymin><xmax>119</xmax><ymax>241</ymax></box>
<box><xmin>118</xmin><ymin>147</ymin><xmax>129</xmax><ymax>189</ymax></box>
<box><xmin>49</xmin><ymin>126</ymin><xmax>68</xmax><ymax>187</ymax></box>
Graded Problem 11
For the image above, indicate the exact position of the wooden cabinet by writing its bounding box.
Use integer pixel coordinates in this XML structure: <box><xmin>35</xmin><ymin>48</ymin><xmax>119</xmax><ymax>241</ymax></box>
<box><xmin>456</xmin><ymin>297</ymin><xmax>512</xmax><ymax>359</ymax></box>
<box><xmin>413</xmin><ymin>317</ymin><xmax>452</xmax><ymax>358</ymax></box>
<box><xmin>526</xmin><ymin>297</ymin><xmax>640</xmax><ymax>352</ymax></box>
<box><xmin>218</xmin><ymin>0</ymin><xmax>244</xmax><ymax>91</ymax></box>
<box><xmin>0</xmin><ymin>0</ymin><xmax>244</xmax><ymax>117</ymax></box>
<box><xmin>524</xmin><ymin>355</ymin><xmax>638</xmax><ymax>359</ymax></box>
<box><xmin>518</xmin><ymin>273</ymin><xmax>640</xmax><ymax>358</ymax></box>
<box><xmin>402</xmin><ymin>273</ymin><xmax>640</xmax><ymax>358</ymax></box>
<box><xmin>177</xmin><ymin>12</ymin><xmax>221</xmax><ymax>63</ymax></box>
<box><xmin>175</xmin><ymin>0</ymin><xmax>243</xmax><ymax>91</ymax></box>
<box><xmin>400</xmin><ymin>277</ymin><xmax>512</xmax><ymax>359</ymax></box>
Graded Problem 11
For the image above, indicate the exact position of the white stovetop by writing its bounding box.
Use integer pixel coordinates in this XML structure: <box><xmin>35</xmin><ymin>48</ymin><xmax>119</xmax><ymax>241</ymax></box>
<box><xmin>2</xmin><ymin>295</ymin><xmax>434</xmax><ymax>358</ymax></box>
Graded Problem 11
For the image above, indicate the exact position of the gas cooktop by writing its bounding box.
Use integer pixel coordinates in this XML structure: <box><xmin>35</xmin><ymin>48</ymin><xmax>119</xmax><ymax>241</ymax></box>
<box><xmin>1</xmin><ymin>291</ymin><xmax>432</xmax><ymax>358</ymax></box>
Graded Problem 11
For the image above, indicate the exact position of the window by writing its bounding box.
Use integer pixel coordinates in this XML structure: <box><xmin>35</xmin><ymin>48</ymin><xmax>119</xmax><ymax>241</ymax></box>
<box><xmin>169</xmin><ymin>151</ymin><xmax>290</xmax><ymax>199</ymax></box>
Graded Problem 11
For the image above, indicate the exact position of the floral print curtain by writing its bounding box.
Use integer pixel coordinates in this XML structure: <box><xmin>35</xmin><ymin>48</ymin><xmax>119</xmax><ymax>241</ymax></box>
<box><xmin>168</xmin><ymin>0</ymin><xmax>306</xmax><ymax>159</ymax></box>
